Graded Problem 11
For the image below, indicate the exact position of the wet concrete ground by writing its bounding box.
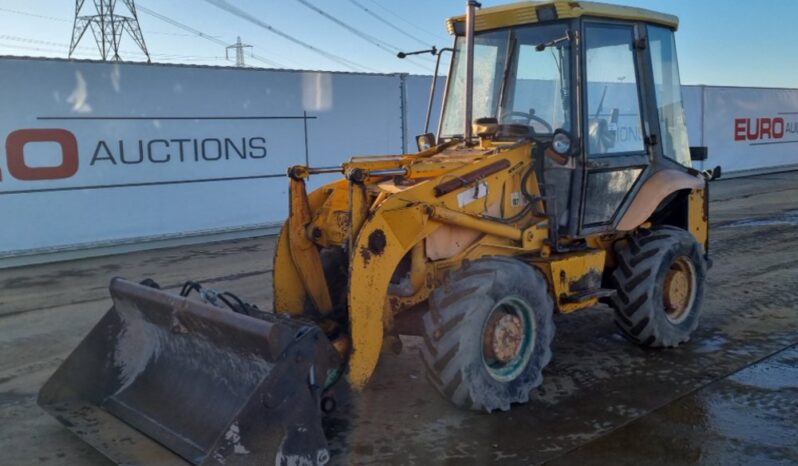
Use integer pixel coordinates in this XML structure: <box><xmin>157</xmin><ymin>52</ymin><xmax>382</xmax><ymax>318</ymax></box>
<box><xmin>2</xmin><ymin>171</ymin><xmax>798</xmax><ymax>465</ymax></box>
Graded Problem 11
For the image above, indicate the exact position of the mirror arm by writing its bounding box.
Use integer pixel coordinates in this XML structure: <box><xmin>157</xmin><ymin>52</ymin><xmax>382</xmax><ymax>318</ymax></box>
<box><xmin>424</xmin><ymin>47</ymin><xmax>454</xmax><ymax>135</ymax></box>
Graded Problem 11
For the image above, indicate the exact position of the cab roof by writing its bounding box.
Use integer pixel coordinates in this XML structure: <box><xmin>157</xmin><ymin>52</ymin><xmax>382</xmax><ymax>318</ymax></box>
<box><xmin>446</xmin><ymin>1</ymin><xmax>679</xmax><ymax>34</ymax></box>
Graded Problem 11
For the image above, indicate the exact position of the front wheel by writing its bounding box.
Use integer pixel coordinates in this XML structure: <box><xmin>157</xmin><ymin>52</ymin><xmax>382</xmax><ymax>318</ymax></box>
<box><xmin>420</xmin><ymin>257</ymin><xmax>555</xmax><ymax>412</ymax></box>
<box><xmin>609</xmin><ymin>226</ymin><xmax>707</xmax><ymax>347</ymax></box>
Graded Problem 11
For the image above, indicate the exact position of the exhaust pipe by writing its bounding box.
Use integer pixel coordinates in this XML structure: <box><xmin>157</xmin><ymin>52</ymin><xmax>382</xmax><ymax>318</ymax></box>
<box><xmin>464</xmin><ymin>1</ymin><xmax>481</xmax><ymax>144</ymax></box>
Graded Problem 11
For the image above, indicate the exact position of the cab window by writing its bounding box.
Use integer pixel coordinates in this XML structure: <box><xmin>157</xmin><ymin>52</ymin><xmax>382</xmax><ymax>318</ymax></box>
<box><xmin>648</xmin><ymin>25</ymin><xmax>691</xmax><ymax>166</ymax></box>
<box><xmin>584</xmin><ymin>24</ymin><xmax>645</xmax><ymax>156</ymax></box>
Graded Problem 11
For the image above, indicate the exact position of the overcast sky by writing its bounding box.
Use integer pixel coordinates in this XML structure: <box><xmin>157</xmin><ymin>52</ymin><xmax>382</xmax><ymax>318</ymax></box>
<box><xmin>0</xmin><ymin>1</ymin><xmax>796</xmax><ymax>87</ymax></box>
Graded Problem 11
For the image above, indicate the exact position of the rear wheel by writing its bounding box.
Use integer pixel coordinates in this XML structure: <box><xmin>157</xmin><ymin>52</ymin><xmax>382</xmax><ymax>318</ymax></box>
<box><xmin>420</xmin><ymin>257</ymin><xmax>555</xmax><ymax>412</ymax></box>
<box><xmin>609</xmin><ymin>226</ymin><xmax>707</xmax><ymax>347</ymax></box>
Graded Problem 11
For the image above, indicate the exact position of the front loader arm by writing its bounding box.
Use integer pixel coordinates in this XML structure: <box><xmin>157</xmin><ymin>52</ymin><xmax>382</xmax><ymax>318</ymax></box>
<box><xmin>347</xmin><ymin>203</ymin><xmax>440</xmax><ymax>388</ymax></box>
<box><xmin>276</xmin><ymin>142</ymin><xmax>539</xmax><ymax>390</ymax></box>
<box><xmin>273</xmin><ymin>173</ymin><xmax>342</xmax><ymax>316</ymax></box>
<box><xmin>287</xmin><ymin>175</ymin><xmax>334</xmax><ymax>313</ymax></box>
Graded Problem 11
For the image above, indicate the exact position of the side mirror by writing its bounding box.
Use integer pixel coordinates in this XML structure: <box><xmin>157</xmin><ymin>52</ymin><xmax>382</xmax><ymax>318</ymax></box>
<box><xmin>690</xmin><ymin>146</ymin><xmax>708</xmax><ymax>161</ymax></box>
<box><xmin>416</xmin><ymin>133</ymin><xmax>436</xmax><ymax>152</ymax></box>
<box><xmin>702</xmin><ymin>165</ymin><xmax>721</xmax><ymax>181</ymax></box>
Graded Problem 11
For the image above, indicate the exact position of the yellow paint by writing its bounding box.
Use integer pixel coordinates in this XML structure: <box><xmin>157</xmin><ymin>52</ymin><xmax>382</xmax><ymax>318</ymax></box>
<box><xmin>273</xmin><ymin>225</ymin><xmax>306</xmax><ymax>314</ymax></box>
<box><xmin>427</xmin><ymin>205</ymin><xmax>523</xmax><ymax>241</ymax></box>
<box><xmin>347</xmin><ymin>205</ymin><xmax>438</xmax><ymax>388</ymax></box>
<box><xmin>309</xmin><ymin>181</ymin><xmax>351</xmax><ymax>247</ymax></box>
<box><xmin>408</xmin><ymin>241</ymin><xmax>428</xmax><ymax>295</ymax></box>
<box><xmin>532</xmin><ymin>249</ymin><xmax>607</xmax><ymax>313</ymax></box>
<box><xmin>273</xmin><ymin>179</ymin><xmax>339</xmax><ymax>315</ymax></box>
<box><xmin>446</xmin><ymin>1</ymin><xmax>679</xmax><ymax>33</ymax></box>
<box><xmin>349</xmin><ymin>182</ymin><xmax>368</xmax><ymax>253</ymax></box>
<box><xmin>287</xmin><ymin>178</ymin><xmax>333</xmax><ymax>314</ymax></box>
<box><xmin>688</xmin><ymin>187</ymin><xmax>709</xmax><ymax>251</ymax></box>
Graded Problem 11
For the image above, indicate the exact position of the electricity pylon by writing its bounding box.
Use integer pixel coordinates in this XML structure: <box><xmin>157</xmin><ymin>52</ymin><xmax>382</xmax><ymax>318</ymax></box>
<box><xmin>226</xmin><ymin>36</ymin><xmax>253</xmax><ymax>67</ymax></box>
<box><xmin>69</xmin><ymin>0</ymin><xmax>151</xmax><ymax>62</ymax></box>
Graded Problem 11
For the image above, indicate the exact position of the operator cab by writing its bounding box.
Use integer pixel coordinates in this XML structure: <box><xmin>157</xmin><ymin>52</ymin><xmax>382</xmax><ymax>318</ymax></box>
<box><xmin>436</xmin><ymin>1</ymin><xmax>700</xmax><ymax>237</ymax></box>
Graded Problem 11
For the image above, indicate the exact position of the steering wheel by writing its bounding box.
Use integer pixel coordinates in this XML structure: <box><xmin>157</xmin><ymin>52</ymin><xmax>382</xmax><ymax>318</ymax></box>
<box><xmin>501</xmin><ymin>111</ymin><xmax>554</xmax><ymax>134</ymax></box>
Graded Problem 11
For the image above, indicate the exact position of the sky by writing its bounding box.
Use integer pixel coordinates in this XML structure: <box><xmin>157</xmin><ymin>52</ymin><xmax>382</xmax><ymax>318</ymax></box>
<box><xmin>0</xmin><ymin>0</ymin><xmax>796</xmax><ymax>87</ymax></box>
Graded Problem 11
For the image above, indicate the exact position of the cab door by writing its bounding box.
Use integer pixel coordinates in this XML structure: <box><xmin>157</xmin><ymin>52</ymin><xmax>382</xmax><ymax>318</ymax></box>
<box><xmin>578</xmin><ymin>22</ymin><xmax>652</xmax><ymax>233</ymax></box>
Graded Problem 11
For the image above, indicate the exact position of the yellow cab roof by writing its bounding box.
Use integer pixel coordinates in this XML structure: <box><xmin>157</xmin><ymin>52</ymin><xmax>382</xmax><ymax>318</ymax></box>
<box><xmin>446</xmin><ymin>1</ymin><xmax>679</xmax><ymax>34</ymax></box>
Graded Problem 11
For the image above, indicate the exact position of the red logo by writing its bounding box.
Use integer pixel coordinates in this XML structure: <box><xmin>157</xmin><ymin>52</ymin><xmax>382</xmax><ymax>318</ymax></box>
<box><xmin>734</xmin><ymin>117</ymin><xmax>785</xmax><ymax>141</ymax></box>
<box><xmin>2</xmin><ymin>129</ymin><xmax>79</xmax><ymax>181</ymax></box>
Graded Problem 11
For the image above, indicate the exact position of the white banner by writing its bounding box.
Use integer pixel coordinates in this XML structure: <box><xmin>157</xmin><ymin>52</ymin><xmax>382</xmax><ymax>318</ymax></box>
<box><xmin>702</xmin><ymin>86</ymin><xmax>798</xmax><ymax>173</ymax></box>
<box><xmin>0</xmin><ymin>58</ymin><xmax>406</xmax><ymax>256</ymax></box>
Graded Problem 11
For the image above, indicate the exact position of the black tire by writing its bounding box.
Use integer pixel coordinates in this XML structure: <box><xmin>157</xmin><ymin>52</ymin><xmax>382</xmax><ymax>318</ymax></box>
<box><xmin>609</xmin><ymin>226</ymin><xmax>707</xmax><ymax>347</ymax></box>
<box><xmin>320</xmin><ymin>246</ymin><xmax>348</xmax><ymax>311</ymax></box>
<box><xmin>301</xmin><ymin>247</ymin><xmax>349</xmax><ymax>318</ymax></box>
<box><xmin>420</xmin><ymin>257</ymin><xmax>555</xmax><ymax>412</ymax></box>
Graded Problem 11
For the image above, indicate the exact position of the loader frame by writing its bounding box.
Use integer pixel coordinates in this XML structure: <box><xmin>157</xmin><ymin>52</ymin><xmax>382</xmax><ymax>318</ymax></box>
<box><xmin>274</xmin><ymin>10</ymin><xmax>709</xmax><ymax>390</ymax></box>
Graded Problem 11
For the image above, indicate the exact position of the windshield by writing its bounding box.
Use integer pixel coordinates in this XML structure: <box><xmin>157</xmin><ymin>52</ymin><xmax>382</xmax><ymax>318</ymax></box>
<box><xmin>440</xmin><ymin>23</ymin><xmax>572</xmax><ymax>139</ymax></box>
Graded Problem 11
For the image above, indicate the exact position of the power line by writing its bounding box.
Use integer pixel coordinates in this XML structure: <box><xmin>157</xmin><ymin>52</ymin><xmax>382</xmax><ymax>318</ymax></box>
<box><xmin>0</xmin><ymin>33</ymin><xmax>124</xmax><ymax>56</ymax></box>
<box><xmin>297</xmin><ymin>0</ymin><xmax>428</xmax><ymax>62</ymax></box>
<box><xmin>0</xmin><ymin>7</ymin><xmax>69</xmax><ymax>22</ymax></box>
<box><xmin>136</xmin><ymin>5</ymin><xmax>285</xmax><ymax>68</ymax></box>
<box><xmin>0</xmin><ymin>40</ymin><xmax>221</xmax><ymax>62</ymax></box>
<box><xmin>347</xmin><ymin>0</ymin><xmax>431</xmax><ymax>49</ymax></box>
<box><xmin>0</xmin><ymin>42</ymin><xmax>78</xmax><ymax>55</ymax></box>
<box><xmin>201</xmin><ymin>0</ymin><xmax>375</xmax><ymax>72</ymax></box>
<box><xmin>0</xmin><ymin>34</ymin><xmax>224</xmax><ymax>59</ymax></box>
<box><xmin>294</xmin><ymin>0</ymin><xmax>432</xmax><ymax>71</ymax></box>
<box><xmin>0</xmin><ymin>34</ymin><xmax>113</xmax><ymax>54</ymax></box>
<box><xmin>364</xmin><ymin>0</ymin><xmax>449</xmax><ymax>43</ymax></box>
<box><xmin>0</xmin><ymin>6</ymin><xmax>194</xmax><ymax>37</ymax></box>
<box><xmin>0</xmin><ymin>34</ymin><xmax>72</xmax><ymax>50</ymax></box>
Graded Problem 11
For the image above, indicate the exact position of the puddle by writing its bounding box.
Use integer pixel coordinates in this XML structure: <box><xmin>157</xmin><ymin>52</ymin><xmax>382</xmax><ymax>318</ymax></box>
<box><xmin>727</xmin><ymin>346</ymin><xmax>798</xmax><ymax>391</ymax></box>
<box><xmin>692</xmin><ymin>334</ymin><xmax>729</xmax><ymax>354</ymax></box>
<box><xmin>721</xmin><ymin>209</ymin><xmax>798</xmax><ymax>228</ymax></box>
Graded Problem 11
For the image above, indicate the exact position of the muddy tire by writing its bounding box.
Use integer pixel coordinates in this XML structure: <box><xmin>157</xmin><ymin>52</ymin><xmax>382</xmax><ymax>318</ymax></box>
<box><xmin>609</xmin><ymin>226</ymin><xmax>706</xmax><ymax>347</ymax></box>
<box><xmin>420</xmin><ymin>257</ymin><xmax>555</xmax><ymax>412</ymax></box>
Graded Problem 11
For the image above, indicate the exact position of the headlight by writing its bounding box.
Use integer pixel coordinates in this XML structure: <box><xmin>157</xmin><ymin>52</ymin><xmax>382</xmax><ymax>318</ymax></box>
<box><xmin>416</xmin><ymin>132</ymin><xmax>436</xmax><ymax>152</ymax></box>
<box><xmin>552</xmin><ymin>130</ymin><xmax>572</xmax><ymax>155</ymax></box>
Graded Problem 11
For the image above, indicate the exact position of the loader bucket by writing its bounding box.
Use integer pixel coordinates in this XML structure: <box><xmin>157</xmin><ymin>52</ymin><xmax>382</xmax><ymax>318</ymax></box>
<box><xmin>39</xmin><ymin>278</ymin><xmax>341</xmax><ymax>466</ymax></box>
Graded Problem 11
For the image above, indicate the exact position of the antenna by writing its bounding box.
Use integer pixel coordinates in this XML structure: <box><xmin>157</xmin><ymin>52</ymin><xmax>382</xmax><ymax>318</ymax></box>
<box><xmin>226</xmin><ymin>36</ymin><xmax>253</xmax><ymax>67</ymax></box>
<box><xmin>69</xmin><ymin>0</ymin><xmax>151</xmax><ymax>62</ymax></box>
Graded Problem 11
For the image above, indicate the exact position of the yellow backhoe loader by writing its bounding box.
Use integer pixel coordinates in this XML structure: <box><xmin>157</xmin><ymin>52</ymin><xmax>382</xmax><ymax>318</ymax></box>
<box><xmin>39</xmin><ymin>1</ymin><xmax>718</xmax><ymax>464</ymax></box>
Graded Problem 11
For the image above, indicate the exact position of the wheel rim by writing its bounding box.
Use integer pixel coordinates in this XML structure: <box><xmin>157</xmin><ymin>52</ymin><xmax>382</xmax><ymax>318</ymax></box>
<box><xmin>481</xmin><ymin>296</ymin><xmax>535</xmax><ymax>382</ymax></box>
<box><xmin>663</xmin><ymin>256</ymin><xmax>697</xmax><ymax>324</ymax></box>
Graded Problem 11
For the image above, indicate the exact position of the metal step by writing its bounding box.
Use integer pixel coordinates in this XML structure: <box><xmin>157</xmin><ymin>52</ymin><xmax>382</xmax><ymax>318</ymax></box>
<box><xmin>560</xmin><ymin>288</ymin><xmax>616</xmax><ymax>304</ymax></box>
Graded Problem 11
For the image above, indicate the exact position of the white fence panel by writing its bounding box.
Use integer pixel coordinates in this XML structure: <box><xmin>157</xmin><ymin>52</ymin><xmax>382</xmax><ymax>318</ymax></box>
<box><xmin>702</xmin><ymin>86</ymin><xmax>798</xmax><ymax>174</ymax></box>
<box><xmin>0</xmin><ymin>58</ymin><xmax>404</xmax><ymax>260</ymax></box>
